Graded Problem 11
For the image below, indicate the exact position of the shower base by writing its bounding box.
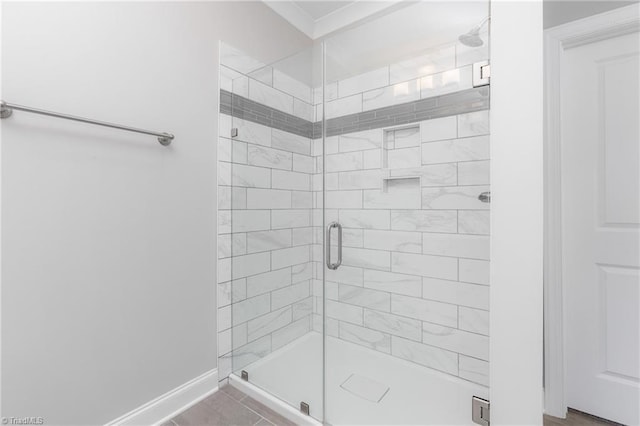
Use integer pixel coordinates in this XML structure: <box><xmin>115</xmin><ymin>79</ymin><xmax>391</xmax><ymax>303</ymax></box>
<box><xmin>230</xmin><ymin>332</ymin><xmax>489</xmax><ymax>425</ymax></box>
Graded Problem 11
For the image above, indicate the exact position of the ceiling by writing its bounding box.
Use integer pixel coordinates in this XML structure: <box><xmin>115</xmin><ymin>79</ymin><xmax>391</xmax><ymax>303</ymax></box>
<box><xmin>293</xmin><ymin>1</ymin><xmax>356</xmax><ymax>20</ymax></box>
<box><xmin>263</xmin><ymin>0</ymin><xmax>402</xmax><ymax>39</ymax></box>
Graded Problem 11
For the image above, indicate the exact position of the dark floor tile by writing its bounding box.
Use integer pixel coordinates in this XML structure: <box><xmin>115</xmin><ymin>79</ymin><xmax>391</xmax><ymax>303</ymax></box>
<box><xmin>197</xmin><ymin>392</ymin><xmax>262</xmax><ymax>425</ymax></box>
<box><xmin>544</xmin><ymin>409</ymin><xmax>621</xmax><ymax>426</ymax></box>
<box><xmin>241</xmin><ymin>396</ymin><xmax>297</xmax><ymax>426</ymax></box>
<box><xmin>220</xmin><ymin>384</ymin><xmax>248</xmax><ymax>402</ymax></box>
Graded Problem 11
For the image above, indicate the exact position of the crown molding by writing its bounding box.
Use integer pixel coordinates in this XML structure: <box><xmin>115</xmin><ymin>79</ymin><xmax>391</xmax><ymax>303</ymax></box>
<box><xmin>264</xmin><ymin>0</ymin><xmax>402</xmax><ymax>40</ymax></box>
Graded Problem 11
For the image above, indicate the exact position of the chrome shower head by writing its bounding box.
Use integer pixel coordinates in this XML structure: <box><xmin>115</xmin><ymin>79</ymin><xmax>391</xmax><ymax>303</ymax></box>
<box><xmin>459</xmin><ymin>16</ymin><xmax>490</xmax><ymax>48</ymax></box>
<box><xmin>458</xmin><ymin>31</ymin><xmax>483</xmax><ymax>47</ymax></box>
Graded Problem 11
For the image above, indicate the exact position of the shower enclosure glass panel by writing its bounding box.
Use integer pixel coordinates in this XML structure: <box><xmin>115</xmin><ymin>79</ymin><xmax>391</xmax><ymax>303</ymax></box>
<box><xmin>322</xmin><ymin>2</ymin><xmax>491</xmax><ymax>424</ymax></box>
<box><xmin>219</xmin><ymin>1</ymin><xmax>491</xmax><ymax>423</ymax></box>
<box><xmin>220</xmin><ymin>43</ymin><xmax>324</xmax><ymax>421</ymax></box>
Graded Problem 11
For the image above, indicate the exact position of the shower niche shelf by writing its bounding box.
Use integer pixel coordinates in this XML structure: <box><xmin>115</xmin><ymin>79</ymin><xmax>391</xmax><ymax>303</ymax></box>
<box><xmin>380</xmin><ymin>125</ymin><xmax>422</xmax><ymax>193</ymax></box>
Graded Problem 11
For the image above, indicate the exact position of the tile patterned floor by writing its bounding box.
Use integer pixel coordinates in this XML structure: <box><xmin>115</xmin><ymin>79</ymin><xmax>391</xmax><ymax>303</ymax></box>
<box><xmin>163</xmin><ymin>383</ymin><xmax>296</xmax><ymax>426</ymax></box>
<box><xmin>165</xmin><ymin>385</ymin><xmax>620</xmax><ymax>426</ymax></box>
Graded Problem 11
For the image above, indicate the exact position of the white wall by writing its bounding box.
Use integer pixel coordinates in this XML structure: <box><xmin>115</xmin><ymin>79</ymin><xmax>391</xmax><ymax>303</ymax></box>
<box><xmin>490</xmin><ymin>0</ymin><xmax>544</xmax><ymax>424</ymax></box>
<box><xmin>0</xmin><ymin>2</ymin><xmax>310</xmax><ymax>424</ymax></box>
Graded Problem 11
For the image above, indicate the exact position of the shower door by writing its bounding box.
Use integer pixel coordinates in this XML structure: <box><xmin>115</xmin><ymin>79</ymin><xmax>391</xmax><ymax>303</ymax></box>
<box><xmin>321</xmin><ymin>2</ymin><xmax>492</xmax><ymax>424</ymax></box>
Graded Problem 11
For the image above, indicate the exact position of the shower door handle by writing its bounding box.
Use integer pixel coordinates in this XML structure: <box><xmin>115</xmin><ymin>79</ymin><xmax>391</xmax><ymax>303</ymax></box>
<box><xmin>326</xmin><ymin>221</ymin><xmax>342</xmax><ymax>270</ymax></box>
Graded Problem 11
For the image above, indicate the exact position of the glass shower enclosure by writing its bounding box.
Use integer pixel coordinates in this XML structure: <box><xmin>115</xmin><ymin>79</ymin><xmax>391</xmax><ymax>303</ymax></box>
<box><xmin>218</xmin><ymin>2</ymin><xmax>491</xmax><ymax>423</ymax></box>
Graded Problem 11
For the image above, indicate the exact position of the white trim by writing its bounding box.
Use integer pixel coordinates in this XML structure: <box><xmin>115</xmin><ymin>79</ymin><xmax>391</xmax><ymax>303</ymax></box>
<box><xmin>263</xmin><ymin>1</ymin><xmax>315</xmax><ymax>39</ymax></box>
<box><xmin>490</xmin><ymin>1</ymin><xmax>544</xmax><ymax>423</ymax></box>
<box><xmin>262</xmin><ymin>1</ymin><xmax>401</xmax><ymax>40</ymax></box>
<box><xmin>229</xmin><ymin>374</ymin><xmax>321</xmax><ymax>426</ymax></box>
<box><xmin>543</xmin><ymin>3</ymin><xmax>640</xmax><ymax>419</ymax></box>
<box><xmin>105</xmin><ymin>369</ymin><xmax>218</xmax><ymax>426</ymax></box>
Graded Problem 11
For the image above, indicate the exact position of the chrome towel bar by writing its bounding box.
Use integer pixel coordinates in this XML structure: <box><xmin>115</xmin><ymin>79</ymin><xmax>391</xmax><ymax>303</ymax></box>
<box><xmin>0</xmin><ymin>100</ymin><xmax>174</xmax><ymax>146</ymax></box>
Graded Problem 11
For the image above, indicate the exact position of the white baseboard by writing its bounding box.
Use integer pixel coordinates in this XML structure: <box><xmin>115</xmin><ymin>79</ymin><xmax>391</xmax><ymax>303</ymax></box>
<box><xmin>105</xmin><ymin>369</ymin><xmax>218</xmax><ymax>426</ymax></box>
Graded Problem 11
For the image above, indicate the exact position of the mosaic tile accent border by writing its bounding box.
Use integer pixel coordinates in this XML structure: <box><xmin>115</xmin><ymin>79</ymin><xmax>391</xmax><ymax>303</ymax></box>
<box><xmin>220</xmin><ymin>87</ymin><xmax>489</xmax><ymax>139</ymax></box>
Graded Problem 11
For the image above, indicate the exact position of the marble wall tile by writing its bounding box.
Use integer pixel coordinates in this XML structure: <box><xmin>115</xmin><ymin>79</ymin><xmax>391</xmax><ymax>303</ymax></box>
<box><xmin>293</xmin><ymin>153</ymin><xmax>314</xmax><ymax>173</ymax></box>
<box><xmin>245</xmin><ymin>267</ymin><xmax>292</xmax><ymax>298</ymax></box>
<box><xmin>340</xmin><ymin>129</ymin><xmax>383</xmax><ymax>152</ymax></box>
<box><xmin>459</xmin><ymin>259</ymin><xmax>490</xmax><ymax>285</ymax></box>
<box><xmin>248</xmin><ymin>66</ymin><xmax>273</xmax><ymax>86</ymax></box>
<box><xmin>422</xmin><ymin>322</ymin><xmax>489</xmax><ymax>361</ymax></box>
<box><xmin>272</xmin><ymin>317</ymin><xmax>311</xmax><ymax>351</ymax></box>
<box><xmin>391</xmin><ymin>336</ymin><xmax>458</xmax><ymax>375</ymax></box>
<box><xmin>459</xmin><ymin>355</ymin><xmax>489</xmax><ymax>386</ymax></box>
<box><xmin>249</xmin><ymin>78</ymin><xmax>294</xmax><ymax>115</ymax></box>
<box><xmin>422</xmin><ymin>233</ymin><xmax>489</xmax><ymax>260</ymax></box>
<box><xmin>339</xmin><ymin>284</ymin><xmax>391</xmax><ymax>311</ymax></box>
<box><xmin>458</xmin><ymin>110</ymin><xmax>490</xmax><ymax>137</ymax></box>
<box><xmin>363</xmin><ymin>149</ymin><xmax>382</xmax><ymax>169</ymax></box>
<box><xmin>392</xmin><ymin>126</ymin><xmax>421</xmax><ymax>148</ymax></box>
<box><xmin>292</xmin><ymin>227</ymin><xmax>313</xmax><ymax>246</ymax></box>
<box><xmin>342</xmin><ymin>247</ymin><xmax>391</xmax><ymax>271</ymax></box>
<box><xmin>339</xmin><ymin>210</ymin><xmax>390</xmax><ymax>229</ymax></box>
<box><xmin>325</xmin><ymin>265</ymin><xmax>364</xmax><ymax>287</ymax></box>
<box><xmin>232</xmin><ymin>164</ymin><xmax>271</xmax><ymax>188</ymax></box>
<box><xmin>420</xmin><ymin>66</ymin><xmax>472</xmax><ymax>99</ymax></box>
<box><xmin>363</xmin><ymin>186</ymin><xmax>422</xmax><ymax>210</ymax></box>
<box><xmin>292</xmin><ymin>297</ymin><xmax>313</xmax><ymax>320</ymax></box>
<box><xmin>219</xmin><ymin>305</ymin><xmax>232</xmax><ymax>331</ymax></box>
<box><xmin>363</xmin><ymin>270</ymin><xmax>422</xmax><ymax>297</ymax></box>
<box><xmin>219</xmin><ymin>137</ymin><xmax>231</xmax><ymax>162</ymax></box>
<box><xmin>390</xmin><ymin>164</ymin><xmax>457</xmax><ymax>187</ymax></box>
<box><xmin>326</xmin><ymin>94</ymin><xmax>363</xmax><ymax>119</ymax></box>
<box><xmin>232</xmin><ymin>140</ymin><xmax>248</xmax><ymax>164</ymax></box>
<box><xmin>459</xmin><ymin>306</ymin><xmax>489</xmax><ymax>336</ymax></box>
<box><xmin>231</xmin><ymin>210</ymin><xmax>270</xmax><ymax>233</ymax></box>
<box><xmin>232</xmin><ymin>75</ymin><xmax>249</xmax><ymax>98</ymax></box>
<box><xmin>273</xmin><ymin>69</ymin><xmax>312</xmax><ymax>103</ymax></box>
<box><xmin>218</xmin><ymin>161</ymin><xmax>232</xmax><ymax>186</ymax></box>
<box><xmin>292</xmin><ymin>191</ymin><xmax>312</xmax><ymax>208</ymax></box>
<box><xmin>326</xmin><ymin>190</ymin><xmax>363</xmax><ymax>209</ymax></box>
<box><xmin>247</xmin><ymin>306</ymin><xmax>292</xmax><ymax>342</ymax></box>
<box><xmin>458</xmin><ymin>210</ymin><xmax>490</xmax><ymax>235</ymax></box>
<box><xmin>246</xmin><ymin>229</ymin><xmax>292</xmax><ymax>254</ymax></box>
<box><xmin>363</xmin><ymin>230</ymin><xmax>422</xmax><ymax>254</ymax></box>
<box><xmin>422</xmin><ymin>185</ymin><xmax>490</xmax><ymax>210</ymax></box>
<box><xmin>272</xmin><ymin>170</ymin><xmax>310</xmax><ymax>191</ymax></box>
<box><xmin>339</xmin><ymin>322</ymin><xmax>391</xmax><ymax>354</ymax></box>
<box><xmin>338</xmin><ymin>66</ymin><xmax>390</xmax><ymax>98</ymax></box>
<box><xmin>232</xmin><ymin>293</ymin><xmax>271</xmax><ymax>325</ymax></box>
<box><xmin>326</xmin><ymin>151</ymin><xmax>363</xmax><ymax>172</ymax></box>
<box><xmin>232</xmin><ymin>252</ymin><xmax>271</xmax><ymax>279</ymax></box>
<box><xmin>272</xmin><ymin>246</ymin><xmax>310</xmax><ymax>269</ymax></box>
<box><xmin>247</xmin><ymin>145</ymin><xmax>292</xmax><ymax>170</ymax></box>
<box><xmin>422</xmin><ymin>277</ymin><xmax>489</xmax><ymax>310</ymax></box>
<box><xmin>246</xmin><ymin>188</ymin><xmax>291</xmax><ymax>209</ymax></box>
<box><xmin>390</xmin><ymin>210</ymin><xmax>457</xmax><ymax>233</ymax></box>
<box><xmin>271</xmin><ymin>209</ymin><xmax>311</xmax><ymax>229</ymax></box>
<box><xmin>272</xmin><ymin>129</ymin><xmax>311</xmax><ymax>155</ymax></box>
<box><xmin>338</xmin><ymin>170</ymin><xmax>382</xmax><ymax>190</ymax></box>
<box><xmin>232</xmin><ymin>335</ymin><xmax>271</xmax><ymax>371</ymax></box>
<box><xmin>292</xmin><ymin>262</ymin><xmax>313</xmax><ymax>283</ymax></box>
<box><xmin>362</xmin><ymin>79</ymin><xmax>420</xmax><ymax>111</ymax></box>
<box><xmin>420</xmin><ymin>116</ymin><xmax>458</xmax><ymax>143</ymax></box>
<box><xmin>293</xmin><ymin>98</ymin><xmax>315</xmax><ymax>121</ymax></box>
<box><xmin>386</xmin><ymin>147</ymin><xmax>421</xmax><ymax>169</ymax></box>
<box><xmin>457</xmin><ymin>160</ymin><xmax>489</xmax><ymax>186</ymax></box>
<box><xmin>391</xmin><ymin>252</ymin><xmax>458</xmax><ymax>280</ymax></box>
<box><xmin>422</xmin><ymin>136</ymin><xmax>489</xmax><ymax>164</ymax></box>
<box><xmin>389</xmin><ymin>45</ymin><xmax>456</xmax><ymax>84</ymax></box>
<box><xmin>326</xmin><ymin>300</ymin><xmax>364</xmax><ymax>325</ymax></box>
<box><xmin>364</xmin><ymin>309</ymin><xmax>421</xmax><ymax>341</ymax></box>
<box><xmin>391</xmin><ymin>294</ymin><xmax>457</xmax><ymax>328</ymax></box>
<box><xmin>272</xmin><ymin>281</ymin><xmax>310</xmax><ymax>310</ymax></box>
<box><xmin>230</xmin><ymin>117</ymin><xmax>271</xmax><ymax>147</ymax></box>
<box><xmin>220</xmin><ymin>65</ymin><xmax>244</xmax><ymax>92</ymax></box>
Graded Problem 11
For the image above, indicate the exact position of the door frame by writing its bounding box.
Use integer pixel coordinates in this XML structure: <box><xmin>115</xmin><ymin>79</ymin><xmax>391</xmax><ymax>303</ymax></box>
<box><xmin>543</xmin><ymin>4</ymin><xmax>640</xmax><ymax>418</ymax></box>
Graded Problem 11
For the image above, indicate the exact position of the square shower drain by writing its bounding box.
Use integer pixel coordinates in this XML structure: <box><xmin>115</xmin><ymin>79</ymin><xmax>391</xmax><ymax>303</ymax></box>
<box><xmin>340</xmin><ymin>373</ymin><xmax>390</xmax><ymax>403</ymax></box>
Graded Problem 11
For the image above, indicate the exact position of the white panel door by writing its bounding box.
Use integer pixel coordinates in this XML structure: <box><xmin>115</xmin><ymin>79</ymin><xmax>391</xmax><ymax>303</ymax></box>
<box><xmin>562</xmin><ymin>31</ymin><xmax>640</xmax><ymax>425</ymax></box>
